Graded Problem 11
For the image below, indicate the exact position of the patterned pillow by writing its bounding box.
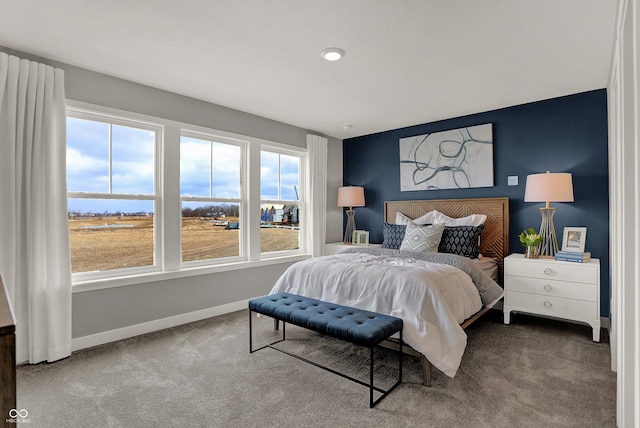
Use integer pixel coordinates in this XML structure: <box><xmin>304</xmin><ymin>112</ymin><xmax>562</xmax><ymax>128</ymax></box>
<box><xmin>382</xmin><ymin>222</ymin><xmax>407</xmax><ymax>249</ymax></box>
<box><xmin>400</xmin><ymin>223</ymin><xmax>445</xmax><ymax>253</ymax></box>
<box><xmin>438</xmin><ymin>224</ymin><xmax>485</xmax><ymax>259</ymax></box>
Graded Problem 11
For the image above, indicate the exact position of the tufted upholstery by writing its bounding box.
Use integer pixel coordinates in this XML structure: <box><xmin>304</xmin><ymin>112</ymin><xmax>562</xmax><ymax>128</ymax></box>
<box><xmin>249</xmin><ymin>292</ymin><xmax>403</xmax><ymax>347</ymax></box>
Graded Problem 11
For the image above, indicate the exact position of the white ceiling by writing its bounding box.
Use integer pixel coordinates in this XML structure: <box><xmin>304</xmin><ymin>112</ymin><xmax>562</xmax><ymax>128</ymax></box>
<box><xmin>0</xmin><ymin>1</ymin><xmax>617</xmax><ymax>140</ymax></box>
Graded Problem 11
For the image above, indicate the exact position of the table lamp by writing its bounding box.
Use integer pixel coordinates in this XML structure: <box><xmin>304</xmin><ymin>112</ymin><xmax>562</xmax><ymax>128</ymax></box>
<box><xmin>337</xmin><ymin>186</ymin><xmax>365</xmax><ymax>244</ymax></box>
<box><xmin>524</xmin><ymin>171</ymin><xmax>574</xmax><ymax>257</ymax></box>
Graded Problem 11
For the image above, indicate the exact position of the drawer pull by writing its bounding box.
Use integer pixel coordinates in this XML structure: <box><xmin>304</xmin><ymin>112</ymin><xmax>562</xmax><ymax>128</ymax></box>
<box><xmin>544</xmin><ymin>284</ymin><xmax>553</xmax><ymax>292</ymax></box>
<box><xmin>543</xmin><ymin>301</ymin><xmax>552</xmax><ymax>308</ymax></box>
<box><xmin>543</xmin><ymin>268</ymin><xmax>553</xmax><ymax>275</ymax></box>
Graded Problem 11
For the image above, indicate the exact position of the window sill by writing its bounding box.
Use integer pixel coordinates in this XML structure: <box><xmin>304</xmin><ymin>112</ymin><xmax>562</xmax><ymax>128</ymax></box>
<box><xmin>72</xmin><ymin>253</ymin><xmax>311</xmax><ymax>293</ymax></box>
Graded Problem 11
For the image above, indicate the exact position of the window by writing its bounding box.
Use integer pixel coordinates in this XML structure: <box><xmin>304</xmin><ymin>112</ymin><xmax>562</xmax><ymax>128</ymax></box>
<box><xmin>66</xmin><ymin>111</ymin><xmax>159</xmax><ymax>274</ymax></box>
<box><xmin>260</xmin><ymin>149</ymin><xmax>302</xmax><ymax>253</ymax></box>
<box><xmin>66</xmin><ymin>103</ymin><xmax>309</xmax><ymax>285</ymax></box>
<box><xmin>180</xmin><ymin>134</ymin><xmax>243</xmax><ymax>263</ymax></box>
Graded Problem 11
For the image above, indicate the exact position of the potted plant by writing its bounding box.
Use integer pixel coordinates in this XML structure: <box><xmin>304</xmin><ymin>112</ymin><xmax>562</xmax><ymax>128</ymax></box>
<box><xmin>519</xmin><ymin>227</ymin><xmax>542</xmax><ymax>258</ymax></box>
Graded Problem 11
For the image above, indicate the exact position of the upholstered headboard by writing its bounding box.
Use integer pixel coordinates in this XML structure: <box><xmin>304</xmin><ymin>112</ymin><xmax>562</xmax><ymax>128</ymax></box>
<box><xmin>384</xmin><ymin>197</ymin><xmax>509</xmax><ymax>284</ymax></box>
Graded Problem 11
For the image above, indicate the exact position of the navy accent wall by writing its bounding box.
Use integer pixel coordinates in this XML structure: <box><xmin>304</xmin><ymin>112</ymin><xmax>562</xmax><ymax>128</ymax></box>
<box><xmin>343</xmin><ymin>89</ymin><xmax>609</xmax><ymax>316</ymax></box>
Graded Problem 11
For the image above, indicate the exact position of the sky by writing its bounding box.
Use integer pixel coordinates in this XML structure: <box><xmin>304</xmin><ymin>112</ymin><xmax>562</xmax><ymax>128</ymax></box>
<box><xmin>66</xmin><ymin>117</ymin><xmax>300</xmax><ymax>214</ymax></box>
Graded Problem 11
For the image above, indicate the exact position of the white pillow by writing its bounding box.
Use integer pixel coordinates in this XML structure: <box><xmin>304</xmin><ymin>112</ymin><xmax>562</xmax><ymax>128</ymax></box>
<box><xmin>399</xmin><ymin>222</ymin><xmax>445</xmax><ymax>253</ymax></box>
<box><xmin>395</xmin><ymin>210</ymin><xmax>438</xmax><ymax>226</ymax></box>
<box><xmin>433</xmin><ymin>211</ymin><xmax>487</xmax><ymax>227</ymax></box>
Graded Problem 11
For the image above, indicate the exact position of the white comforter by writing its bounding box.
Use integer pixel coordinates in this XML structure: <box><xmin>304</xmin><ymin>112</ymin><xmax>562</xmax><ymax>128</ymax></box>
<box><xmin>269</xmin><ymin>250</ymin><xmax>500</xmax><ymax>378</ymax></box>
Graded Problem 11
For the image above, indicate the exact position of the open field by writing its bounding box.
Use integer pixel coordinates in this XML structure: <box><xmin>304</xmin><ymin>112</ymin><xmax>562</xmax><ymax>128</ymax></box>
<box><xmin>69</xmin><ymin>216</ymin><xmax>299</xmax><ymax>273</ymax></box>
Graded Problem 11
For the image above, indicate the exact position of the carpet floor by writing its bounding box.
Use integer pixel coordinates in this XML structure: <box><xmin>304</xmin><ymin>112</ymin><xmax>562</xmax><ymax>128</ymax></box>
<box><xmin>17</xmin><ymin>309</ymin><xmax>616</xmax><ymax>427</ymax></box>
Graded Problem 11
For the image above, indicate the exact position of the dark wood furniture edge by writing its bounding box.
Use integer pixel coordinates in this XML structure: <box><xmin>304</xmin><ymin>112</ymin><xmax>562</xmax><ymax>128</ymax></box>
<box><xmin>0</xmin><ymin>276</ymin><xmax>15</xmax><ymax>336</ymax></box>
<box><xmin>1</xmin><ymin>274</ymin><xmax>17</xmax><ymax>428</ymax></box>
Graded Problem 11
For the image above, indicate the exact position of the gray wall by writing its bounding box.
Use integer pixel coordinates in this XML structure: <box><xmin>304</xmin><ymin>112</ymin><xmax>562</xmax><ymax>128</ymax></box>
<box><xmin>1</xmin><ymin>46</ymin><xmax>343</xmax><ymax>339</ymax></box>
<box><xmin>72</xmin><ymin>265</ymin><xmax>297</xmax><ymax>338</ymax></box>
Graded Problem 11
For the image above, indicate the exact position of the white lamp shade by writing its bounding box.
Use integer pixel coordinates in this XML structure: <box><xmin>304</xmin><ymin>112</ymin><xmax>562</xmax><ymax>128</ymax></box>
<box><xmin>337</xmin><ymin>186</ymin><xmax>365</xmax><ymax>207</ymax></box>
<box><xmin>524</xmin><ymin>172</ymin><xmax>574</xmax><ymax>203</ymax></box>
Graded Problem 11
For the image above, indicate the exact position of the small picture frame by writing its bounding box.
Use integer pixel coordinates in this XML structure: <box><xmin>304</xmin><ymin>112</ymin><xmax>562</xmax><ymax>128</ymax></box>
<box><xmin>352</xmin><ymin>230</ymin><xmax>369</xmax><ymax>246</ymax></box>
<box><xmin>561</xmin><ymin>227</ymin><xmax>587</xmax><ymax>253</ymax></box>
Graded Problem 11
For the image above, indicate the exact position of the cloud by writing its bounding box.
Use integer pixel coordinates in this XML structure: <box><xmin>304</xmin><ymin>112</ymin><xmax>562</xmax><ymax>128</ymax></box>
<box><xmin>66</xmin><ymin>119</ymin><xmax>300</xmax><ymax>213</ymax></box>
<box><xmin>67</xmin><ymin>117</ymin><xmax>155</xmax><ymax>195</ymax></box>
<box><xmin>260</xmin><ymin>151</ymin><xmax>299</xmax><ymax>200</ymax></box>
<box><xmin>180</xmin><ymin>138</ymin><xmax>241</xmax><ymax>198</ymax></box>
<box><xmin>66</xmin><ymin>147</ymin><xmax>109</xmax><ymax>192</ymax></box>
<box><xmin>111</xmin><ymin>125</ymin><xmax>155</xmax><ymax>194</ymax></box>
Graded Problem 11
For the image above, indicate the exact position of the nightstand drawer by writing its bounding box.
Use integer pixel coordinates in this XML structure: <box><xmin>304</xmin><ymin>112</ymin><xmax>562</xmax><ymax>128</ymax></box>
<box><xmin>504</xmin><ymin>254</ymin><xmax>601</xmax><ymax>341</ymax></box>
<box><xmin>505</xmin><ymin>276</ymin><xmax>598</xmax><ymax>302</ymax></box>
<box><xmin>506</xmin><ymin>291</ymin><xmax>598</xmax><ymax>320</ymax></box>
<box><xmin>506</xmin><ymin>259</ymin><xmax>598</xmax><ymax>284</ymax></box>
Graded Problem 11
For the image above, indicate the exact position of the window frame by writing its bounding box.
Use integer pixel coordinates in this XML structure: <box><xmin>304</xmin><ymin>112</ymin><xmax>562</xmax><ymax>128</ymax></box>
<box><xmin>179</xmin><ymin>129</ymin><xmax>246</xmax><ymax>266</ymax></box>
<box><xmin>66</xmin><ymin>106</ymin><xmax>164</xmax><ymax>280</ymax></box>
<box><xmin>259</xmin><ymin>146</ymin><xmax>306</xmax><ymax>255</ymax></box>
<box><xmin>65</xmin><ymin>101</ymin><xmax>310</xmax><ymax>291</ymax></box>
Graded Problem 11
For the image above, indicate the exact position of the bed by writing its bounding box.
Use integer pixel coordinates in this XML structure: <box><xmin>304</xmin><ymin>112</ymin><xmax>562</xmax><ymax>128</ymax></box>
<box><xmin>269</xmin><ymin>197</ymin><xmax>509</xmax><ymax>385</ymax></box>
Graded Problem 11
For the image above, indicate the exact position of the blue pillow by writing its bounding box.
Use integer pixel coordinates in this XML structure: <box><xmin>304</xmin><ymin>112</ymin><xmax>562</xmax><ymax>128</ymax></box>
<box><xmin>382</xmin><ymin>223</ymin><xmax>407</xmax><ymax>249</ymax></box>
<box><xmin>438</xmin><ymin>224</ymin><xmax>485</xmax><ymax>259</ymax></box>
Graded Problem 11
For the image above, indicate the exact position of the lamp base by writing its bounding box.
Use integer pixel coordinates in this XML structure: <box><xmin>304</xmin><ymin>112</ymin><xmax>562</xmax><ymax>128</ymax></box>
<box><xmin>537</xmin><ymin>207</ymin><xmax>559</xmax><ymax>257</ymax></box>
<box><xmin>343</xmin><ymin>210</ymin><xmax>356</xmax><ymax>244</ymax></box>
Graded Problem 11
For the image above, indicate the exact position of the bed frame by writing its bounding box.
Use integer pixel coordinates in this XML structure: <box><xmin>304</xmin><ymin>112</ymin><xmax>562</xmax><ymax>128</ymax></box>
<box><xmin>381</xmin><ymin>197</ymin><xmax>509</xmax><ymax>386</ymax></box>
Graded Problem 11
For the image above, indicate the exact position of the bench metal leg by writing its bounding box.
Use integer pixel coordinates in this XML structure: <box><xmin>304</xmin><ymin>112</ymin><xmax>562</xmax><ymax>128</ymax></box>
<box><xmin>369</xmin><ymin>329</ymin><xmax>403</xmax><ymax>408</ymax></box>
<box><xmin>250</xmin><ymin>310</ymin><xmax>403</xmax><ymax>408</ymax></box>
<box><xmin>249</xmin><ymin>309</ymin><xmax>285</xmax><ymax>353</ymax></box>
<box><xmin>370</xmin><ymin>347</ymin><xmax>375</xmax><ymax>407</ymax></box>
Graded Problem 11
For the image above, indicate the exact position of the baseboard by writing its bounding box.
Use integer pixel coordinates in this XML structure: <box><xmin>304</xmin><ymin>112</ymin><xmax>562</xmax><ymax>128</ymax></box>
<box><xmin>71</xmin><ymin>299</ymin><xmax>249</xmax><ymax>352</ymax></box>
<box><xmin>70</xmin><ymin>299</ymin><xmax>612</xmax><ymax>353</ymax></box>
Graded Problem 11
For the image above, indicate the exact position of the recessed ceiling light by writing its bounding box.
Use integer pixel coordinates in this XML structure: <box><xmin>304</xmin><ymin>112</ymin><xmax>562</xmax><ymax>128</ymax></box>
<box><xmin>321</xmin><ymin>48</ymin><xmax>345</xmax><ymax>61</ymax></box>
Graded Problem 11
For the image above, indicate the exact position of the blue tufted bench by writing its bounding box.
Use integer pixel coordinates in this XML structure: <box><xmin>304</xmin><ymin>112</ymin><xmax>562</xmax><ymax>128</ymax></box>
<box><xmin>248</xmin><ymin>292</ymin><xmax>403</xmax><ymax>408</ymax></box>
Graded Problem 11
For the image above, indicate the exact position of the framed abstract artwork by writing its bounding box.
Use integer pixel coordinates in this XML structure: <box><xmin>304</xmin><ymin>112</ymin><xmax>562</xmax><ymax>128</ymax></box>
<box><xmin>399</xmin><ymin>123</ymin><xmax>494</xmax><ymax>191</ymax></box>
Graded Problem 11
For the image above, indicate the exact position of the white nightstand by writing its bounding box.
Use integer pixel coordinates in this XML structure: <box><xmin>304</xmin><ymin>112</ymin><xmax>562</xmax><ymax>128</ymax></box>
<box><xmin>324</xmin><ymin>242</ymin><xmax>382</xmax><ymax>256</ymax></box>
<box><xmin>503</xmin><ymin>253</ymin><xmax>601</xmax><ymax>342</ymax></box>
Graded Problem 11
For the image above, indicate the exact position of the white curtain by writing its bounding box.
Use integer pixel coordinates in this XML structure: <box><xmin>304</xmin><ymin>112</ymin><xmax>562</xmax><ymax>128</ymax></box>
<box><xmin>0</xmin><ymin>52</ymin><xmax>71</xmax><ymax>363</ymax></box>
<box><xmin>306</xmin><ymin>134</ymin><xmax>328</xmax><ymax>257</ymax></box>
